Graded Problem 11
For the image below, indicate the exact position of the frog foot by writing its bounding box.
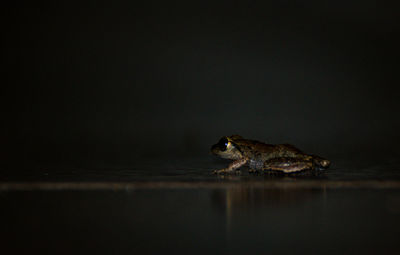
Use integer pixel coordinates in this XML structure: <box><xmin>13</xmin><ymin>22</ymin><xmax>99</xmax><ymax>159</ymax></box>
<box><xmin>213</xmin><ymin>168</ymin><xmax>237</xmax><ymax>175</ymax></box>
<box><xmin>213</xmin><ymin>158</ymin><xmax>248</xmax><ymax>175</ymax></box>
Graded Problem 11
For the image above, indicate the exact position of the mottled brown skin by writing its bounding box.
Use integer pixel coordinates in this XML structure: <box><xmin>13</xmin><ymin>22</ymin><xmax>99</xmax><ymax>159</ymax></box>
<box><xmin>211</xmin><ymin>135</ymin><xmax>330</xmax><ymax>174</ymax></box>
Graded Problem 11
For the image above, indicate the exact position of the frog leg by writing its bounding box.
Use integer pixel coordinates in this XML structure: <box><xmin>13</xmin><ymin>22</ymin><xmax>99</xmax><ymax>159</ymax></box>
<box><xmin>263</xmin><ymin>157</ymin><xmax>313</xmax><ymax>173</ymax></box>
<box><xmin>213</xmin><ymin>158</ymin><xmax>248</xmax><ymax>174</ymax></box>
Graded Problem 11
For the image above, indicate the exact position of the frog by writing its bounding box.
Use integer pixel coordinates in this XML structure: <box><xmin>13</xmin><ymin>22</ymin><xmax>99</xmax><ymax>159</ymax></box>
<box><xmin>211</xmin><ymin>135</ymin><xmax>330</xmax><ymax>174</ymax></box>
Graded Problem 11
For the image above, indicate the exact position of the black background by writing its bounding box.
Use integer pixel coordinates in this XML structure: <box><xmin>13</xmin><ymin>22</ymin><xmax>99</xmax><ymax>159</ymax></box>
<box><xmin>2</xmin><ymin>1</ymin><xmax>400</xmax><ymax>167</ymax></box>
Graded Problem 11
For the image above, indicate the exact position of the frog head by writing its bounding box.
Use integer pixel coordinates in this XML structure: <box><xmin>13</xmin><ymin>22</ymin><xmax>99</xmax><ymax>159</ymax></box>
<box><xmin>211</xmin><ymin>135</ymin><xmax>243</xmax><ymax>160</ymax></box>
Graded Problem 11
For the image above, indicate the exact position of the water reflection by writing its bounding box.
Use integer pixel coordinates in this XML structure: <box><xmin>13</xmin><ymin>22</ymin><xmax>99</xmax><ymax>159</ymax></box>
<box><xmin>212</xmin><ymin>186</ymin><xmax>326</xmax><ymax>236</ymax></box>
<box><xmin>212</xmin><ymin>187</ymin><xmax>324</xmax><ymax>211</ymax></box>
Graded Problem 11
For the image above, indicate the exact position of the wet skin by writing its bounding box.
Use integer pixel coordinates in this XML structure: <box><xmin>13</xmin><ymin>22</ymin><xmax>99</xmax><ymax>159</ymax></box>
<box><xmin>211</xmin><ymin>135</ymin><xmax>330</xmax><ymax>174</ymax></box>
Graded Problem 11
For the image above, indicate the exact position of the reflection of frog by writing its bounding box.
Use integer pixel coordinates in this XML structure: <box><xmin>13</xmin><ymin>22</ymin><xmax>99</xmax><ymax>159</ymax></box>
<box><xmin>211</xmin><ymin>135</ymin><xmax>330</xmax><ymax>174</ymax></box>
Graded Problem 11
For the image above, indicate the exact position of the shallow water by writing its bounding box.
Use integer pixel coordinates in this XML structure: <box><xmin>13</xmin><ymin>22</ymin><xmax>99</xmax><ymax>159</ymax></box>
<box><xmin>1</xmin><ymin>156</ymin><xmax>400</xmax><ymax>254</ymax></box>
<box><xmin>1</xmin><ymin>156</ymin><xmax>400</xmax><ymax>183</ymax></box>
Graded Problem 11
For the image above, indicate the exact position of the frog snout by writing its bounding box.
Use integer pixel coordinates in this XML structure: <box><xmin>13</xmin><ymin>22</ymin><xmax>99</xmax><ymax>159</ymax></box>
<box><xmin>210</xmin><ymin>144</ymin><xmax>219</xmax><ymax>155</ymax></box>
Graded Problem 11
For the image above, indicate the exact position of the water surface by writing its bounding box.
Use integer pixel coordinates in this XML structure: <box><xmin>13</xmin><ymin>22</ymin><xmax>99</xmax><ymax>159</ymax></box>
<box><xmin>1</xmin><ymin>156</ymin><xmax>400</xmax><ymax>254</ymax></box>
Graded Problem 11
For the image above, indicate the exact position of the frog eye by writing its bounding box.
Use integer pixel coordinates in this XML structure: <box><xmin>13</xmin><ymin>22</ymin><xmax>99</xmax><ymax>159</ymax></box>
<box><xmin>218</xmin><ymin>138</ymin><xmax>229</xmax><ymax>151</ymax></box>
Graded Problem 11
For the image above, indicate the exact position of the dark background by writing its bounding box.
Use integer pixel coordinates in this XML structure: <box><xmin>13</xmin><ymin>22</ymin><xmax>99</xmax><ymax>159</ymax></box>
<box><xmin>2</xmin><ymin>1</ymin><xmax>400</xmax><ymax>167</ymax></box>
